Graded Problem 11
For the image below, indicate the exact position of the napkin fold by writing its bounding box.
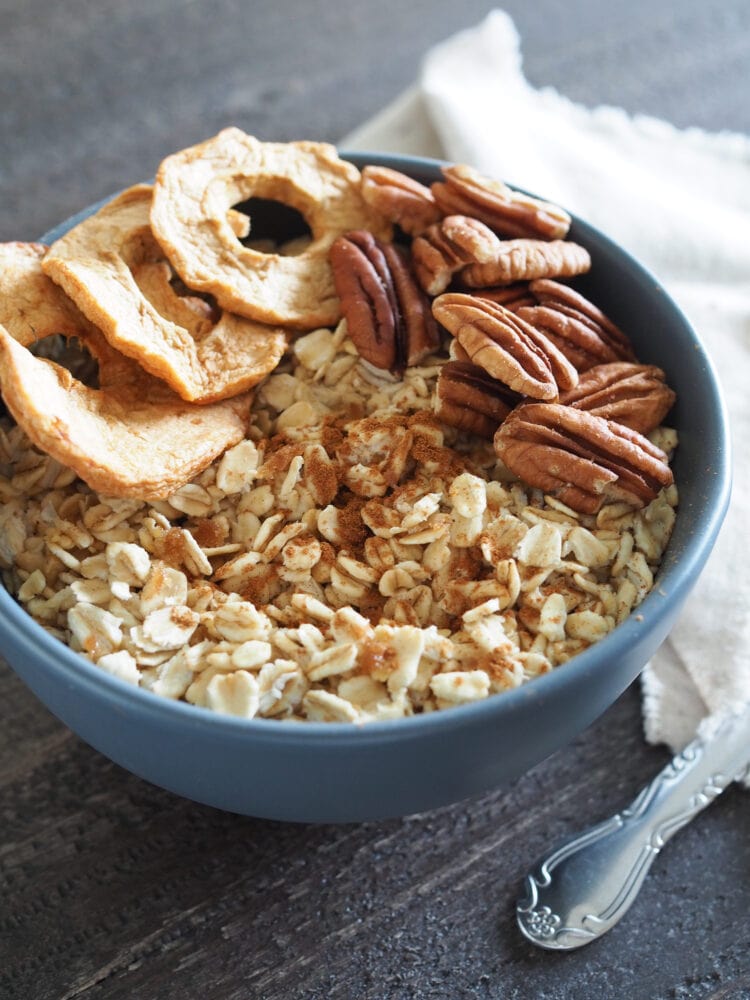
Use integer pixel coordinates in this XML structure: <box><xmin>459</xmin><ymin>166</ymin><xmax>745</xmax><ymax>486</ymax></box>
<box><xmin>343</xmin><ymin>10</ymin><xmax>750</xmax><ymax>763</ymax></box>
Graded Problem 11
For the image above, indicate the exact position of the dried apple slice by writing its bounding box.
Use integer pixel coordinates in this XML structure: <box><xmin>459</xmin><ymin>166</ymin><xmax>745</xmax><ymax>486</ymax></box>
<box><xmin>149</xmin><ymin>128</ymin><xmax>391</xmax><ymax>328</ymax></box>
<box><xmin>0</xmin><ymin>326</ymin><xmax>250</xmax><ymax>500</ymax></box>
<box><xmin>0</xmin><ymin>241</ymin><xmax>98</xmax><ymax>346</ymax></box>
<box><xmin>42</xmin><ymin>184</ymin><xmax>287</xmax><ymax>403</ymax></box>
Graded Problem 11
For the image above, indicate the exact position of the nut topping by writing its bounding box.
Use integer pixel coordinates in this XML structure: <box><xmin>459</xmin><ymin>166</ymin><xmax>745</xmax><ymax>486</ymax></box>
<box><xmin>411</xmin><ymin>215</ymin><xmax>502</xmax><ymax>296</ymax></box>
<box><xmin>494</xmin><ymin>402</ymin><xmax>674</xmax><ymax>514</ymax></box>
<box><xmin>361</xmin><ymin>165</ymin><xmax>442</xmax><ymax>236</ymax></box>
<box><xmin>473</xmin><ymin>282</ymin><xmax>536</xmax><ymax>311</ymax></box>
<box><xmin>330</xmin><ymin>230</ymin><xmax>439</xmax><ymax>372</ymax></box>
<box><xmin>461</xmin><ymin>239</ymin><xmax>591</xmax><ymax>288</ymax></box>
<box><xmin>432</xmin><ymin>164</ymin><xmax>572</xmax><ymax>240</ymax></box>
<box><xmin>516</xmin><ymin>305</ymin><xmax>623</xmax><ymax>371</ymax></box>
<box><xmin>432</xmin><ymin>292</ymin><xmax>561</xmax><ymax>401</ymax></box>
<box><xmin>518</xmin><ymin>278</ymin><xmax>636</xmax><ymax>369</ymax></box>
<box><xmin>558</xmin><ymin>362</ymin><xmax>676</xmax><ymax>433</ymax></box>
<box><xmin>435</xmin><ymin>360</ymin><xmax>520</xmax><ymax>439</ymax></box>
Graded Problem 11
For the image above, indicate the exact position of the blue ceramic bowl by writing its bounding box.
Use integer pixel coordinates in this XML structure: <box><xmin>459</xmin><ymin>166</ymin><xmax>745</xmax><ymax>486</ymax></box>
<box><xmin>0</xmin><ymin>153</ymin><xmax>731</xmax><ymax>822</ymax></box>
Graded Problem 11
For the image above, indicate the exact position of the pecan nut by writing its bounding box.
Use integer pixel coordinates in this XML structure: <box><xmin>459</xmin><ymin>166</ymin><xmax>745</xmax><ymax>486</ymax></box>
<box><xmin>330</xmin><ymin>230</ymin><xmax>439</xmax><ymax>373</ymax></box>
<box><xmin>519</xmin><ymin>279</ymin><xmax>636</xmax><ymax>369</ymax></box>
<box><xmin>432</xmin><ymin>164</ymin><xmax>572</xmax><ymax>240</ymax></box>
<box><xmin>558</xmin><ymin>362</ymin><xmax>676</xmax><ymax>433</ymax></box>
<box><xmin>494</xmin><ymin>402</ymin><xmax>674</xmax><ymax>514</ymax></box>
<box><xmin>360</xmin><ymin>165</ymin><xmax>441</xmax><ymax>236</ymax></box>
<box><xmin>435</xmin><ymin>360</ymin><xmax>520</xmax><ymax>439</ymax></box>
<box><xmin>461</xmin><ymin>240</ymin><xmax>591</xmax><ymax>288</ymax></box>
<box><xmin>432</xmin><ymin>292</ymin><xmax>578</xmax><ymax>399</ymax></box>
<box><xmin>473</xmin><ymin>282</ymin><xmax>536</xmax><ymax>311</ymax></box>
<box><xmin>411</xmin><ymin>215</ymin><xmax>501</xmax><ymax>296</ymax></box>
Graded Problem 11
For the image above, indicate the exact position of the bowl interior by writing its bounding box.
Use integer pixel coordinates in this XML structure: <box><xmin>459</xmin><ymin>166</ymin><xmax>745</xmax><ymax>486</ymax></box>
<box><xmin>0</xmin><ymin>151</ymin><xmax>732</xmax><ymax>747</ymax></box>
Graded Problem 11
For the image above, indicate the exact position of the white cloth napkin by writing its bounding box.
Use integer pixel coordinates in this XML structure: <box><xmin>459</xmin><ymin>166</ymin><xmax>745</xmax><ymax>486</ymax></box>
<box><xmin>342</xmin><ymin>9</ymin><xmax>750</xmax><ymax>763</ymax></box>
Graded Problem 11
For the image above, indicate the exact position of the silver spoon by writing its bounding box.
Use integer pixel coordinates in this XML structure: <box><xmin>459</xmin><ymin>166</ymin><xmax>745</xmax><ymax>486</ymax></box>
<box><xmin>517</xmin><ymin>704</ymin><xmax>750</xmax><ymax>950</ymax></box>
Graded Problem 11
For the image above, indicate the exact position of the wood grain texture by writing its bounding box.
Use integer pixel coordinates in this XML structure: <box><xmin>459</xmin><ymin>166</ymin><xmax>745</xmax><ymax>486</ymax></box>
<box><xmin>1</xmin><ymin>1</ymin><xmax>749</xmax><ymax>997</ymax></box>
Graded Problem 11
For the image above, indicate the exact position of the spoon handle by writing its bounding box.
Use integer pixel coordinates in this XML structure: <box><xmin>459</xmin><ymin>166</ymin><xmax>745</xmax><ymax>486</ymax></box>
<box><xmin>517</xmin><ymin>706</ymin><xmax>750</xmax><ymax>950</ymax></box>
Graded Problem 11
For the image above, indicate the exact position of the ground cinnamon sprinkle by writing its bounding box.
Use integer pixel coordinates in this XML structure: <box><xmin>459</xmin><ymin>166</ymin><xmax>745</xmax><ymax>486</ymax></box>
<box><xmin>192</xmin><ymin>518</ymin><xmax>227</xmax><ymax>548</ymax></box>
<box><xmin>312</xmin><ymin>541</ymin><xmax>336</xmax><ymax>583</ymax></box>
<box><xmin>258</xmin><ymin>441</ymin><xmax>304</xmax><ymax>480</ymax></box>
<box><xmin>449</xmin><ymin>549</ymin><xmax>484</xmax><ymax>581</ymax></box>
<box><xmin>409</xmin><ymin>434</ymin><xmax>468</xmax><ymax>477</ymax></box>
<box><xmin>358</xmin><ymin>590</ymin><xmax>388</xmax><ymax>624</ymax></box>
<box><xmin>156</xmin><ymin>527</ymin><xmax>190</xmax><ymax>567</ymax></box>
<box><xmin>306</xmin><ymin>446</ymin><xmax>340</xmax><ymax>506</ymax></box>
<box><xmin>358</xmin><ymin>639</ymin><xmax>397</xmax><ymax>677</ymax></box>
<box><xmin>241</xmin><ymin>564</ymin><xmax>280</xmax><ymax>606</ymax></box>
<box><xmin>335</xmin><ymin>494</ymin><xmax>370</xmax><ymax>549</ymax></box>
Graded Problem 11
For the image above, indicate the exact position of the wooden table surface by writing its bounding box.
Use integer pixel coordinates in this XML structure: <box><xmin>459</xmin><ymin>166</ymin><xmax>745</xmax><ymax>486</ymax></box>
<box><xmin>2</xmin><ymin>1</ymin><xmax>749</xmax><ymax>997</ymax></box>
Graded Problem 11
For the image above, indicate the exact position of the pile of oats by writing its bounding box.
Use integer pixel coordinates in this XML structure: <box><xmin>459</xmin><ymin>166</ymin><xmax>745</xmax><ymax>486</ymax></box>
<box><xmin>0</xmin><ymin>321</ymin><xmax>678</xmax><ymax>723</ymax></box>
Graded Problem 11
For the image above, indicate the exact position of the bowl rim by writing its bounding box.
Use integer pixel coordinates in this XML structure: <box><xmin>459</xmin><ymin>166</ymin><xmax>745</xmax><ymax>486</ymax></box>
<box><xmin>0</xmin><ymin>149</ymin><xmax>732</xmax><ymax>744</ymax></box>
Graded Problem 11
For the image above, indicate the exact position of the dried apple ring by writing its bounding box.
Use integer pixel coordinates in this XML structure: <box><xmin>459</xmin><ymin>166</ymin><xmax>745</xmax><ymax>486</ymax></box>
<box><xmin>42</xmin><ymin>184</ymin><xmax>287</xmax><ymax>403</ymax></box>
<box><xmin>149</xmin><ymin>128</ymin><xmax>391</xmax><ymax>329</ymax></box>
<box><xmin>0</xmin><ymin>239</ymin><xmax>150</xmax><ymax>383</ymax></box>
<box><xmin>0</xmin><ymin>242</ymin><xmax>98</xmax><ymax>346</ymax></box>
<box><xmin>0</xmin><ymin>326</ymin><xmax>251</xmax><ymax>500</ymax></box>
<box><xmin>0</xmin><ymin>246</ymin><xmax>251</xmax><ymax>498</ymax></box>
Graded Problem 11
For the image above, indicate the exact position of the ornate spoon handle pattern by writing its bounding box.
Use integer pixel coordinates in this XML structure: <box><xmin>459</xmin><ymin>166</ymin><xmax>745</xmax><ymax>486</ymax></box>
<box><xmin>517</xmin><ymin>705</ymin><xmax>750</xmax><ymax>950</ymax></box>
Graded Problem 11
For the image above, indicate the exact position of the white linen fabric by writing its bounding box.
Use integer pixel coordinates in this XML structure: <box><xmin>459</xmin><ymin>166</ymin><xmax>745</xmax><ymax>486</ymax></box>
<box><xmin>342</xmin><ymin>10</ymin><xmax>750</xmax><ymax>763</ymax></box>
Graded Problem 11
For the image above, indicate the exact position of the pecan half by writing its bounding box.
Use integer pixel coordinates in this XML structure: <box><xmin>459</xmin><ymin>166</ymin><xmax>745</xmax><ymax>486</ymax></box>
<box><xmin>473</xmin><ymin>282</ymin><xmax>535</xmax><ymax>311</ymax></box>
<box><xmin>432</xmin><ymin>292</ymin><xmax>565</xmax><ymax>401</ymax></box>
<box><xmin>432</xmin><ymin>164</ymin><xmax>572</xmax><ymax>240</ymax></box>
<box><xmin>330</xmin><ymin>230</ymin><xmax>439</xmax><ymax>373</ymax></box>
<box><xmin>517</xmin><ymin>305</ymin><xmax>620</xmax><ymax>371</ymax></box>
<box><xmin>435</xmin><ymin>360</ymin><xmax>520</xmax><ymax>439</ymax></box>
<box><xmin>524</xmin><ymin>279</ymin><xmax>636</xmax><ymax>366</ymax></box>
<box><xmin>461</xmin><ymin>240</ymin><xmax>591</xmax><ymax>288</ymax></box>
<box><xmin>448</xmin><ymin>338</ymin><xmax>471</xmax><ymax>363</ymax></box>
<box><xmin>411</xmin><ymin>215</ymin><xmax>501</xmax><ymax>296</ymax></box>
<box><xmin>360</xmin><ymin>165</ymin><xmax>442</xmax><ymax>236</ymax></box>
<box><xmin>494</xmin><ymin>402</ymin><xmax>674</xmax><ymax>514</ymax></box>
<box><xmin>558</xmin><ymin>362</ymin><xmax>676</xmax><ymax>433</ymax></box>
